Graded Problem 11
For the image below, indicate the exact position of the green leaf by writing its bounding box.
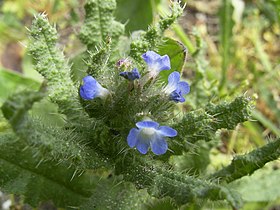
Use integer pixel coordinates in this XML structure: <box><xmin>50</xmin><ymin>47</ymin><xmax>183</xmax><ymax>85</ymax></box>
<box><xmin>117</xmin><ymin>157</ymin><xmax>243</xmax><ymax>209</ymax></box>
<box><xmin>172</xmin><ymin>23</ymin><xmax>196</xmax><ymax>55</ymax></box>
<box><xmin>1</xmin><ymin>90</ymin><xmax>44</xmax><ymax>128</ymax></box>
<box><xmin>170</xmin><ymin>141</ymin><xmax>210</xmax><ymax>176</ymax></box>
<box><xmin>29</xmin><ymin>14</ymin><xmax>86</xmax><ymax>122</ymax></box>
<box><xmin>22</xmin><ymin>53</ymin><xmax>44</xmax><ymax>82</ymax></box>
<box><xmin>172</xmin><ymin>96</ymin><xmax>252</xmax><ymax>154</ymax></box>
<box><xmin>115</xmin><ymin>0</ymin><xmax>153</xmax><ymax>33</ymax></box>
<box><xmin>129</xmin><ymin>1</ymin><xmax>183</xmax><ymax>61</ymax></box>
<box><xmin>209</xmin><ymin>138</ymin><xmax>280</xmax><ymax>183</ymax></box>
<box><xmin>0</xmin><ymin>133</ymin><xmax>94</xmax><ymax>208</ymax></box>
<box><xmin>0</xmin><ymin>68</ymin><xmax>40</xmax><ymax>104</ymax></box>
<box><xmin>144</xmin><ymin>197</ymin><xmax>177</xmax><ymax>210</ymax></box>
<box><xmin>82</xmin><ymin>181</ymin><xmax>150</xmax><ymax>210</ymax></box>
<box><xmin>31</xmin><ymin>98</ymin><xmax>65</xmax><ymax>127</ymax></box>
<box><xmin>229</xmin><ymin>165</ymin><xmax>280</xmax><ymax>202</ymax></box>
<box><xmin>258</xmin><ymin>0</ymin><xmax>280</xmax><ymax>24</ymax></box>
<box><xmin>0</xmin><ymin>133</ymin><xmax>148</xmax><ymax>209</ymax></box>
<box><xmin>158</xmin><ymin>37</ymin><xmax>187</xmax><ymax>82</ymax></box>
<box><xmin>79</xmin><ymin>0</ymin><xmax>125</xmax><ymax>49</ymax></box>
<box><xmin>1</xmin><ymin>90</ymin><xmax>106</xmax><ymax>170</ymax></box>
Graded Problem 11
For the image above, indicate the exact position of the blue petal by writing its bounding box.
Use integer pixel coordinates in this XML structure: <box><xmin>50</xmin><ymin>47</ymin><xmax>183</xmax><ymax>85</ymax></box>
<box><xmin>127</xmin><ymin>128</ymin><xmax>140</xmax><ymax>147</ymax></box>
<box><xmin>131</xmin><ymin>68</ymin><xmax>141</xmax><ymax>79</ymax></box>
<box><xmin>169</xmin><ymin>89</ymin><xmax>185</xmax><ymax>103</ymax></box>
<box><xmin>83</xmin><ymin>75</ymin><xmax>96</xmax><ymax>84</ymax></box>
<box><xmin>158</xmin><ymin>55</ymin><xmax>171</xmax><ymax>71</ymax></box>
<box><xmin>142</xmin><ymin>51</ymin><xmax>161</xmax><ymax>65</ymax></box>
<box><xmin>178</xmin><ymin>81</ymin><xmax>190</xmax><ymax>95</ymax></box>
<box><xmin>158</xmin><ymin>126</ymin><xmax>177</xmax><ymax>137</ymax></box>
<box><xmin>168</xmin><ymin>71</ymin><xmax>180</xmax><ymax>86</ymax></box>
<box><xmin>80</xmin><ymin>87</ymin><xmax>94</xmax><ymax>100</ymax></box>
<box><xmin>136</xmin><ymin>121</ymin><xmax>159</xmax><ymax>129</ymax></box>
<box><xmin>80</xmin><ymin>76</ymin><xmax>97</xmax><ymax>100</ymax></box>
<box><xmin>79</xmin><ymin>76</ymin><xmax>109</xmax><ymax>99</ymax></box>
<box><xmin>150</xmin><ymin>136</ymin><xmax>168</xmax><ymax>155</ymax></box>
<box><xmin>119</xmin><ymin>72</ymin><xmax>128</xmax><ymax>80</ymax></box>
<box><xmin>168</xmin><ymin>71</ymin><xmax>180</xmax><ymax>84</ymax></box>
<box><xmin>136</xmin><ymin>140</ymin><xmax>150</xmax><ymax>154</ymax></box>
<box><xmin>178</xmin><ymin>97</ymin><xmax>185</xmax><ymax>103</ymax></box>
<box><xmin>120</xmin><ymin>68</ymin><xmax>141</xmax><ymax>81</ymax></box>
<box><xmin>119</xmin><ymin>71</ymin><xmax>128</xmax><ymax>77</ymax></box>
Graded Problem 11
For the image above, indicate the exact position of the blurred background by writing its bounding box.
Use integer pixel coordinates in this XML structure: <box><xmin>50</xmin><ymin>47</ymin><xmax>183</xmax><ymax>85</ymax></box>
<box><xmin>0</xmin><ymin>0</ymin><xmax>279</xmax><ymax>209</ymax></box>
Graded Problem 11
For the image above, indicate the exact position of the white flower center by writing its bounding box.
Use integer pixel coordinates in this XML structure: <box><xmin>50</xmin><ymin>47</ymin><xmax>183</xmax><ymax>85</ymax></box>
<box><xmin>97</xmin><ymin>87</ymin><xmax>110</xmax><ymax>99</ymax></box>
<box><xmin>140</xmin><ymin>128</ymin><xmax>156</xmax><ymax>140</ymax></box>
<box><xmin>163</xmin><ymin>83</ymin><xmax>177</xmax><ymax>95</ymax></box>
<box><xmin>148</xmin><ymin>63</ymin><xmax>161</xmax><ymax>78</ymax></box>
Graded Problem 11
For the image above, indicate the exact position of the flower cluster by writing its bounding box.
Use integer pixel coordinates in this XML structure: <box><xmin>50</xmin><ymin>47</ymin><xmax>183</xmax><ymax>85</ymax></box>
<box><xmin>79</xmin><ymin>51</ymin><xmax>190</xmax><ymax>155</ymax></box>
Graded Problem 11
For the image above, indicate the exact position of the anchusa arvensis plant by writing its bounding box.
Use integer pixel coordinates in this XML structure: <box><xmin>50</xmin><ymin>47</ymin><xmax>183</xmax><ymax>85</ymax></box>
<box><xmin>1</xmin><ymin>1</ymin><xmax>272</xmax><ymax>210</ymax></box>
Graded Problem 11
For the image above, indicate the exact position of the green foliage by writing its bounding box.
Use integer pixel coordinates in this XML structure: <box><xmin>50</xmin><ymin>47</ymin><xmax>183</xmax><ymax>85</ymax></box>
<box><xmin>158</xmin><ymin>37</ymin><xmax>187</xmax><ymax>82</ymax></box>
<box><xmin>1</xmin><ymin>89</ymin><xmax>106</xmax><ymax>170</ymax></box>
<box><xmin>0</xmin><ymin>68</ymin><xmax>40</xmax><ymax>104</ymax></box>
<box><xmin>144</xmin><ymin>198</ymin><xmax>177</xmax><ymax>210</ymax></box>
<box><xmin>129</xmin><ymin>1</ymin><xmax>183</xmax><ymax>61</ymax></box>
<box><xmin>29</xmin><ymin>14</ymin><xmax>86</xmax><ymax>122</ymax></box>
<box><xmin>86</xmin><ymin>41</ymin><xmax>112</xmax><ymax>78</ymax></box>
<box><xmin>82</xmin><ymin>181</ymin><xmax>150</xmax><ymax>210</ymax></box>
<box><xmin>230</xmin><ymin>165</ymin><xmax>280</xmax><ymax>202</ymax></box>
<box><xmin>258</xmin><ymin>0</ymin><xmax>280</xmax><ymax>24</ymax></box>
<box><xmin>171</xmin><ymin>96</ymin><xmax>252</xmax><ymax>155</ymax></box>
<box><xmin>0</xmin><ymin>132</ymin><xmax>94</xmax><ymax>208</ymax></box>
<box><xmin>209</xmin><ymin>138</ymin><xmax>280</xmax><ymax>183</ymax></box>
<box><xmin>2</xmin><ymin>90</ymin><xmax>44</xmax><ymax>128</ymax></box>
<box><xmin>115</xmin><ymin>0</ymin><xmax>154</xmax><ymax>33</ymax></box>
<box><xmin>0</xmin><ymin>132</ymin><xmax>150</xmax><ymax>209</ymax></box>
<box><xmin>0</xmin><ymin>0</ymin><xmax>279</xmax><ymax>209</ymax></box>
<box><xmin>170</xmin><ymin>141</ymin><xmax>211</xmax><ymax>176</ymax></box>
<box><xmin>206</xmin><ymin>96</ymin><xmax>252</xmax><ymax>130</ymax></box>
<box><xmin>79</xmin><ymin>0</ymin><xmax>125</xmax><ymax>49</ymax></box>
<box><xmin>116</xmin><ymin>156</ymin><xmax>243</xmax><ymax>209</ymax></box>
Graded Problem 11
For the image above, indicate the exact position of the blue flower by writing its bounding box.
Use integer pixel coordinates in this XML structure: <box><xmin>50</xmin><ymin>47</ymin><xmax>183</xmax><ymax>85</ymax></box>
<box><xmin>163</xmin><ymin>71</ymin><xmax>190</xmax><ymax>103</ymax></box>
<box><xmin>142</xmin><ymin>51</ymin><xmax>171</xmax><ymax>77</ymax></box>
<box><xmin>119</xmin><ymin>68</ymin><xmax>141</xmax><ymax>81</ymax></box>
<box><xmin>127</xmin><ymin>120</ymin><xmax>177</xmax><ymax>155</ymax></box>
<box><xmin>80</xmin><ymin>76</ymin><xmax>110</xmax><ymax>100</ymax></box>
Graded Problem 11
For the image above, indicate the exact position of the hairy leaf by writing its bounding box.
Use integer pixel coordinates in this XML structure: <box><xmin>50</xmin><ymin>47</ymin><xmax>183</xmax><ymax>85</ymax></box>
<box><xmin>116</xmin><ymin>156</ymin><xmax>243</xmax><ymax>209</ymax></box>
<box><xmin>0</xmin><ymin>133</ymin><xmax>94</xmax><ymax>208</ymax></box>
<box><xmin>82</xmin><ymin>180</ymin><xmax>150</xmax><ymax>210</ymax></box>
<box><xmin>1</xmin><ymin>90</ymin><xmax>107</xmax><ymax>170</ymax></box>
<box><xmin>0</xmin><ymin>68</ymin><xmax>40</xmax><ymax>104</ymax></box>
<box><xmin>29</xmin><ymin>14</ymin><xmax>85</xmax><ymax>122</ymax></box>
<box><xmin>209</xmin><ymin>138</ymin><xmax>280</xmax><ymax>183</ymax></box>
<box><xmin>171</xmin><ymin>96</ymin><xmax>252</xmax><ymax>155</ymax></box>
<box><xmin>170</xmin><ymin>141</ymin><xmax>211</xmax><ymax>176</ymax></box>
<box><xmin>0</xmin><ymin>133</ymin><xmax>152</xmax><ymax>209</ymax></box>
<box><xmin>79</xmin><ymin>0</ymin><xmax>125</xmax><ymax>49</ymax></box>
